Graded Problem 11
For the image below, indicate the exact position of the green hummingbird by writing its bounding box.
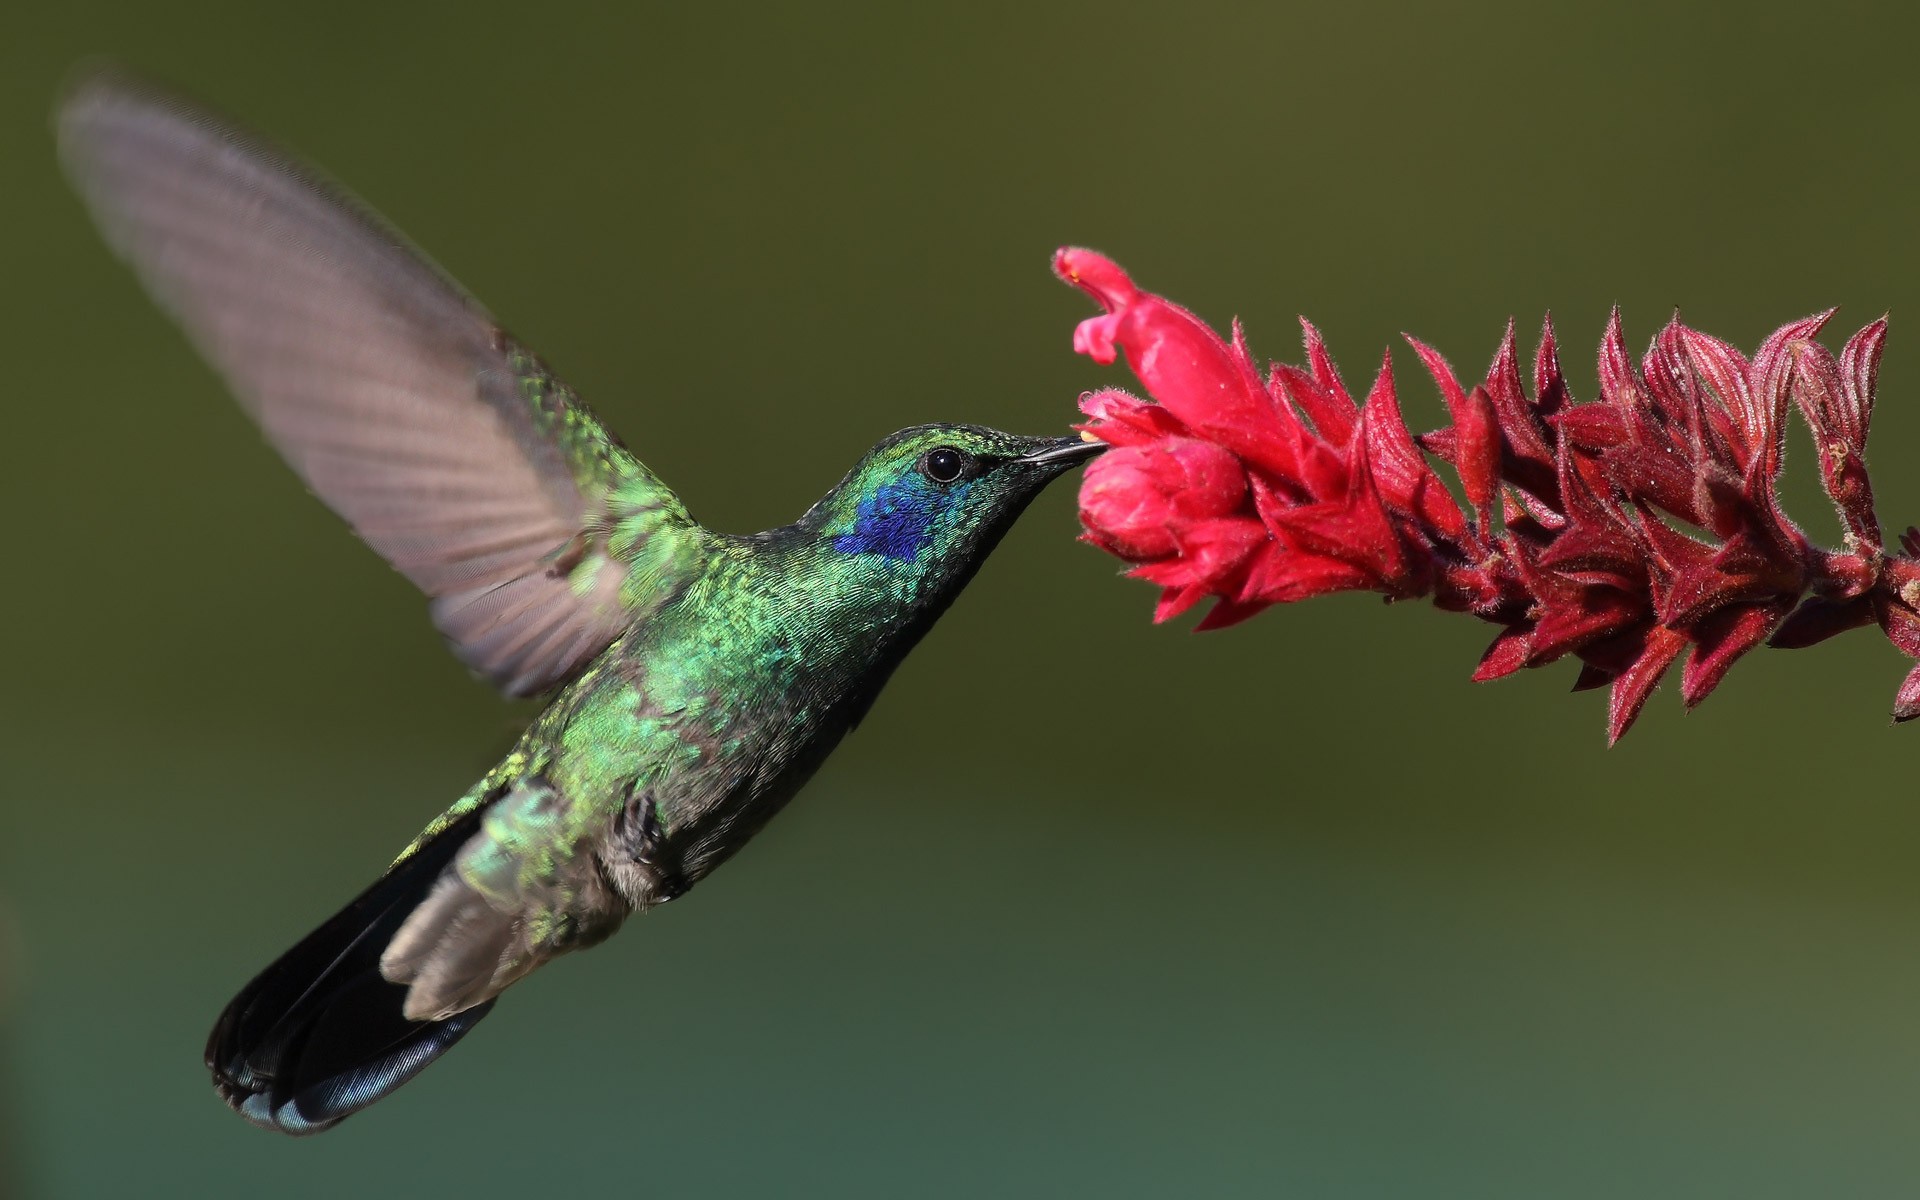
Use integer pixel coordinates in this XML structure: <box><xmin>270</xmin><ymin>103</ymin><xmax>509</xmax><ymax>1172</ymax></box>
<box><xmin>58</xmin><ymin>70</ymin><xmax>1100</xmax><ymax>1135</ymax></box>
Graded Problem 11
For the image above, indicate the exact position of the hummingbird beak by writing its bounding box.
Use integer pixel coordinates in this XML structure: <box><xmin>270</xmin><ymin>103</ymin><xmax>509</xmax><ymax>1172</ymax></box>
<box><xmin>1016</xmin><ymin>436</ymin><xmax>1107</xmax><ymax>469</ymax></box>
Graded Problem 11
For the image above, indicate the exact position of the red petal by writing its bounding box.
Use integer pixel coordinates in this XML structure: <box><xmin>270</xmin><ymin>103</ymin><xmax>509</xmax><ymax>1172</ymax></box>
<box><xmin>1679</xmin><ymin>602</ymin><xmax>1781</xmax><ymax>709</ymax></box>
<box><xmin>1552</xmin><ymin>404</ymin><xmax>1633</xmax><ymax>451</ymax></box>
<box><xmin>1405</xmin><ymin>334</ymin><xmax>1469</xmax><ymax>418</ymax></box>
<box><xmin>1242</xmin><ymin>546</ymin><xmax>1376</xmax><ymax>603</ymax></box>
<box><xmin>1878</xmin><ymin>598</ymin><xmax>1920</xmax><ymax>658</ymax></box>
<box><xmin>1054</xmin><ymin>247</ymin><xmax>1141</xmax><ymax>311</ymax></box>
<box><xmin>1525</xmin><ymin>586</ymin><xmax>1642</xmax><ymax>665</ymax></box>
<box><xmin>1193</xmin><ymin>596</ymin><xmax>1273</xmax><ymax>631</ymax></box>
<box><xmin>1480</xmin><ymin>319</ymin><xmax>1555</xmax><ymax>468</ymax></box>
<box><xmin>1076</xmin><ymin>388</ymin><xmax>1189</xmax><ymax>448</ymax></box>
<box><xmin>1533</xmin><ymin>315</ymin><xmax>1571</xmax><ymax>416</ymax></box>
<box><xmin>1749</xmin><ymin>311</ymin><xmax>1834</xmax><ymax>485</ymax></box>
<box><xmin>1357</xmin><ymin>354</ymin><xmax>1466</xmax><ymax>541</ymax></box>
<box><xmin>1300</xmin><ymin>318</ymin><xmax>1359</xmax><ymax>429</ymax></box>
<box><xmin>1271</xmin><ymin>362</ymin><xmax>1355</xmax><ymax>450</ymax></box>
<box><xmin>1768</xmin><ymin>595</ymin><xmax>1874</xmax><ymax>649</ymax></box>
<box><xmin>1607</xmin><ymin>626</ymin><xmax>1688</xmax><ymax>744</ymax></box>
<box><xmin>1681</xmin><ymin>326</ymin><xmax>1764</xmax><ymax>468</ymax></box>
<box><xmin>1597</xmin><ymin>308</ymin><xmax>1645</xmax><ymax>411</ymax></box>
<box><xmin>1153</xmin><ymin>584</ymin><xmax>1209</xmax><ymax>623</ymax></box>
<box><xmin>1472</xmin><ymin>627</ymin><xmax>1531</xmax><ymax>681</ymax></box>
<box><xmin>1571</xmin><ymin>662</ymin><xmax>1615</xmax><ymax>691</ymax></box>
<box><xmin>1439</xmin><ymin>385</ymin><xmax>1501</xmax><ymax>519</ymax></box>
<box><xmin>1840</xmin><ymin>317</ymin><xmax>1888</xmax><ymax>449</ymax></box>
<box><xmin>1894</xmin><ymin>661</ymin><xmax>1920</xmax><ymax>722</ymax></box>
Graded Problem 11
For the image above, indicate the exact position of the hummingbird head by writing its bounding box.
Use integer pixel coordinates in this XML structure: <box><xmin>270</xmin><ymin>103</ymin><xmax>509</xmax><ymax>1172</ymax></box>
<box><xmin>799</xmin><ymin>424</ymin><xmax>1102</xmax><ymax>593</ymax></box>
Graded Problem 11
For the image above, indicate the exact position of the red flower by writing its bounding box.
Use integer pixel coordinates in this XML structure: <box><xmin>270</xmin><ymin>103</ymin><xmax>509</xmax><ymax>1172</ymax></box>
<box><xmin>1057</xmin><ymin>247</ymin><xmax>1905</xmax><ymax>742</ymax></box>
<box><xmin>1079</xmin><ymin>432</ymin><xmax>1249</xmax><ymax>560</ymax></box>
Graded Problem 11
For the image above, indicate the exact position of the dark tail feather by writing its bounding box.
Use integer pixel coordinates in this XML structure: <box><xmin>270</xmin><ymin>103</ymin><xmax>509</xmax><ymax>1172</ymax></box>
<box><xmin>207</xmin><ymin>808</ymin><xmax>495</xmax><ymax>1135</ymax></box>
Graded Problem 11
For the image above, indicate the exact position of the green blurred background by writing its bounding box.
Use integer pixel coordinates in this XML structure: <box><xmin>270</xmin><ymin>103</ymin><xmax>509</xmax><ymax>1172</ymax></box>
<box><xmin>7</xmin><ymin>1</ymin><xmax>1920</xmax><ymax>1195</ymax></box>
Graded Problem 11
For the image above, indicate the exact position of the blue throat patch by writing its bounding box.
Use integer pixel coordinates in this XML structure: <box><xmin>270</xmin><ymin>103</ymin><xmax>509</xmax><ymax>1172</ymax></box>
<box><xmin>834</xmin><ymin>477</ymin><xmax>967</xmax><ymax>560</ymax></box>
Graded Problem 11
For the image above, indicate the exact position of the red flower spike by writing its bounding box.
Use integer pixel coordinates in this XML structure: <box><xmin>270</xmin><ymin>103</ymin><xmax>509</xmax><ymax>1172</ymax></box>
<box><xmin>1057</xmin><ymin>249</ymin><xmax>1916</xmax><ymax>740</ymax></box>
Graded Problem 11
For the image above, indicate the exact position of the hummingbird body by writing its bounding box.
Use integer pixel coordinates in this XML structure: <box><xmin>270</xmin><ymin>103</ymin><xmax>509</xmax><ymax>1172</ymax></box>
<box><xmin>374</xmin><ymin>428</ymin><xmax>1059</xmax><ymax>1024</ymax></box>
<box><xmin>59</xmin><ymin>71</ymin><xmax>1097</xmax><ymax>1134</ymax></box>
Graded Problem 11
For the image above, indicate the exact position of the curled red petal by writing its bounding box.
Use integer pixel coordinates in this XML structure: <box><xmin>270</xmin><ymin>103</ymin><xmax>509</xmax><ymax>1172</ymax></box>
<box><xmin>1072</xmin><ymin>313</ymin><xmax>1124</xmax><ymax>364</ymax></box>
<box><xmin>1053</xmin><ymin>247</ymin><xmax>1142</xmax><ymax>312</ymax></box>
<box><xmin>1055</xmin><ymin>249</ymin><xmax>1291</xmax><ymax>476</ymax></box>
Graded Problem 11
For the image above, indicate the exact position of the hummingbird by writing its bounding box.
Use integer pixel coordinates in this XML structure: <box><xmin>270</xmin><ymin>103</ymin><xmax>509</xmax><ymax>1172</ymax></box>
<box><xmin>58</xmin><ymin>70</ymin><xmax>1101</xmax><ymax>1135</ymax></box>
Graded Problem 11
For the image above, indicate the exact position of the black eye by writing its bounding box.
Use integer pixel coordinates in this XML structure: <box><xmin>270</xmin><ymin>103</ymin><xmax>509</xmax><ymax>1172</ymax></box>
<box><xmin>921</xmin><ymin>446</ymin><xmax>969</xmax><ymax>484</ymax></box>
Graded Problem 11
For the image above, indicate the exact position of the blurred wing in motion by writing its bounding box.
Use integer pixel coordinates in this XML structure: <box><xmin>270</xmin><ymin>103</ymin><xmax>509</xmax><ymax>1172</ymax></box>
<box><xmin>58</xmin><ymin>69</ymin><xmax>702</xmax><ymax>695</ymax></box>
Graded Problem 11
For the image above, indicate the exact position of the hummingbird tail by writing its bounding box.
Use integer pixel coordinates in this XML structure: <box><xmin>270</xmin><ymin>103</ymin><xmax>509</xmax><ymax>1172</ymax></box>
<box><xmin>205</xmin><ymin>807</ymin><xmax>497</xmax><ymax>1135</ymax></box>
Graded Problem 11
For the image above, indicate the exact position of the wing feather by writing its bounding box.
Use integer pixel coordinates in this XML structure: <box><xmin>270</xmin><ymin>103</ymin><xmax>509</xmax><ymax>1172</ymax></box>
<box><xmin>58</xmin><ymin>70</ymin><xmax>699</xmax><ymax>694</ymax></box>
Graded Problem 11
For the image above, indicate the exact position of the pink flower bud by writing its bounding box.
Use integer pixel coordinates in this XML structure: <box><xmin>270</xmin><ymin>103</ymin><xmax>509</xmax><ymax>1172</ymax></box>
<box><xmin>1079</xmin><ymin>438</ymin><xmax>1248</xmax><ymax>562</ymax></box>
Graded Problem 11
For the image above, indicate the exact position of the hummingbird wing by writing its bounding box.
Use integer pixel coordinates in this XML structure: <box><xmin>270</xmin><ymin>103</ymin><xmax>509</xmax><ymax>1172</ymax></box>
<box><xmin>57</xmin><ymin>70</ymin><xmax>702</xmax><ymax>696</ymax></box>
